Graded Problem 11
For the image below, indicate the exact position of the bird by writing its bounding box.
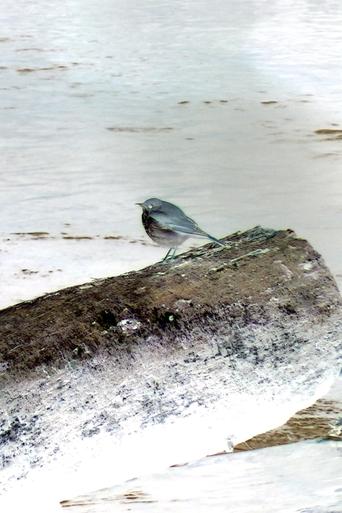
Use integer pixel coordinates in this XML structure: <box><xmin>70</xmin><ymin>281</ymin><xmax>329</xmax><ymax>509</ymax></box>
<box><xmin>136</xmin><ymin>197</ymin><xmax>225</xmax><ymax>261</ymax></box>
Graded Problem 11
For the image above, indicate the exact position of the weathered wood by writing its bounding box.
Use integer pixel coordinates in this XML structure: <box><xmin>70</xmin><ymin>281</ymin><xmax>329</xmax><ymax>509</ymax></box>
<box><xmin>0</xmin><ymin>227</ymin><xmax>341</xmax><ymax>495</ymax></box>
<box><xmin>234</xmin><ymin>395</ymin><xmax>342</xmax><ymax>451</ymax></box>
<box><xmin>0</xmin><ymin>226</ymin><xmax>340</xmax><ymax>379</ymax></box>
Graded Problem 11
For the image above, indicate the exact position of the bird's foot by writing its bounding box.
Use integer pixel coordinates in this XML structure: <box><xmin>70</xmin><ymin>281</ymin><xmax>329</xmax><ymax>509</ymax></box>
<box><xmin>162</xmin><ymin>248</ymin><xmax>177</xmax><ymax>262</ymax></box>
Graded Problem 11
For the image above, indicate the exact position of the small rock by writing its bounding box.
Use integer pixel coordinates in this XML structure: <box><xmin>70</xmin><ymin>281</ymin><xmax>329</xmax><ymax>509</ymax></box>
<box><xmin>117</xmin><ymin>319</ymin><xmax>142</xmax><ymax>333</ymax></box>
<box><xmin>174</xmin><ymin>299</ymin><xmax>192</xmax><ymax>311</ymax></box>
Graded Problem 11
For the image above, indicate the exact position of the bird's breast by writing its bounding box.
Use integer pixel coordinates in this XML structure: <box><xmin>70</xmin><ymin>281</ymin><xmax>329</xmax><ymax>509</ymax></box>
<box><xmin>142</xmin><ymin>213</ymin><xmax>188</xmax><ymax>248</ymax></box>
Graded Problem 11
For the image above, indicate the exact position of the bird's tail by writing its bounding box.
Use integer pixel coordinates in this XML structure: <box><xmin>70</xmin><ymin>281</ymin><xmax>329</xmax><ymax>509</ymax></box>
<box><xmin>206</xmin><ymin>234</ymin><xmax>226</xmax><ymax>247</ymax></box>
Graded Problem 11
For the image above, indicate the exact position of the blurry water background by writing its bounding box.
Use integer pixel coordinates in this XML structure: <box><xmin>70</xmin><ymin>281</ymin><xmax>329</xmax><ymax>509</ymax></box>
<box><xmin>0</xmin><ymin>0</ymin><xmax>341</xmax><ymax>511</ymax></box>
<box><xmin>1</xmin><ymin>0</ymin><xmax>342</xmax><ymax>306</ymax></box>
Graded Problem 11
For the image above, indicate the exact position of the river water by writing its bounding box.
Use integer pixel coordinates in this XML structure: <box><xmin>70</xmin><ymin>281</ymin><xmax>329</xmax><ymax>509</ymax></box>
<box><xmin>1</xmin><ymin>0</ymin><xmax>342</xmax><ymax>306</ymax></box>
<box><xmin>0</xmin><ymin>0</ymin><xmax>342</xmax><ymax>511</ymax></box>
<box><xmin>59</xmin><ymin>439</ymin><xmax>342</xmax><ymax>513</ymax></box>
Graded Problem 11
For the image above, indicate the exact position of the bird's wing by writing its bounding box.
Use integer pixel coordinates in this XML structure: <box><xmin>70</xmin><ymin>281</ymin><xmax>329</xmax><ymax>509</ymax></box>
<box><xmin>150</xmin><ymin>211</ymin><xmax>207</xmax><ymax>237</ymax></box>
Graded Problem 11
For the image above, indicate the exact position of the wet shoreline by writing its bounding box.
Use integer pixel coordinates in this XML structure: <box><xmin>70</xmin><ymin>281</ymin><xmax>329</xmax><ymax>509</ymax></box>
<box><xmin>59</xmin><ymin>388</ymin><xmax>342</xmax><ymax>509</ymax></box>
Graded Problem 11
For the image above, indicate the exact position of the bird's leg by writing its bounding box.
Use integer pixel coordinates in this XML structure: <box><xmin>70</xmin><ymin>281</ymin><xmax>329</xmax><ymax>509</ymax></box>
<box><xmin>162</xmin><ymin>247</ymin><xmax>177</xmax><ymax>262</ymax></box>
<box><xmin>162</xmin><ymin>248</ymin><xmax>173</xmax><ymax>261</ymax></box>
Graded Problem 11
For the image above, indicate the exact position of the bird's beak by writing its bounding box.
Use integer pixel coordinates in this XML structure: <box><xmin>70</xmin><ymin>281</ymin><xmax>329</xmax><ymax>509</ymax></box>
<box><xmin>136</xmin><ymin>202</ymin><xmax>143</xmax><ymax>207</ymax></box>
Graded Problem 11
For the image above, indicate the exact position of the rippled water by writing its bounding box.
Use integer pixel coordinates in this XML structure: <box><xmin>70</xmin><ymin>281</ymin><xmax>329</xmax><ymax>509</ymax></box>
<box><xmin>1</xmin><ymin>0</ymin><xmax>342</xmax><ymax>307</ymax></box>
<box><xmin>1</xmin><ymin>0</ymin><xmax>342</xmax><ymax>511</ymax></box>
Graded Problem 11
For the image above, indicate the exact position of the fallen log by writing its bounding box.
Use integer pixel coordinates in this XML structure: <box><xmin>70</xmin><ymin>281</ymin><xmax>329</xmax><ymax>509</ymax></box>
<box><xmin>0</xmin><ymin>226</ymin><xmax>341</xmax><ymax>377</ymax></box>
<box><xmin>0</xmin><ymin>226</ymin><xmax>341</xmax><ymax>500</ymax></box>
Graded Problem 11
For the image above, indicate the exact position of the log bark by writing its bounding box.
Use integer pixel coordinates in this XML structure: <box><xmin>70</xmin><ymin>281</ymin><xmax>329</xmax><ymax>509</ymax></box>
<box><xmin>0</xmin><ymin>226</ymin><xmax>341</xmax><ymax>378</ymax></box>
<box><xmin>1</xmin><ymin>227</ymin><xmax>341</xmax><ymax>493</ymax></box>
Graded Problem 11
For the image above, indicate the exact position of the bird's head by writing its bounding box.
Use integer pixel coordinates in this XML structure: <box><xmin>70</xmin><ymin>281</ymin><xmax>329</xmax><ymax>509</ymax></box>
<box><xmin>136</xmin><ymin>198</ymin><xmax>163</xmax><ymax>212</ymax></box>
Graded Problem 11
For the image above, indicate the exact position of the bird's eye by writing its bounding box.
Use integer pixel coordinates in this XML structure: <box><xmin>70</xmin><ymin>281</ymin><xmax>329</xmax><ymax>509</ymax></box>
<box><xmin>148</xmin><ymin>204</ymin><xmax>153</xmax><ymax>209</ymax></box>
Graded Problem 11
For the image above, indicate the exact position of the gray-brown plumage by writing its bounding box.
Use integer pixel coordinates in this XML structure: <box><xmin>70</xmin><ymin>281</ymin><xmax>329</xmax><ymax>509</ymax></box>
<box><xmin>137</xmin><ymin>198</ymin><xmax>225</xmax><ymax>260</ymax></box>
